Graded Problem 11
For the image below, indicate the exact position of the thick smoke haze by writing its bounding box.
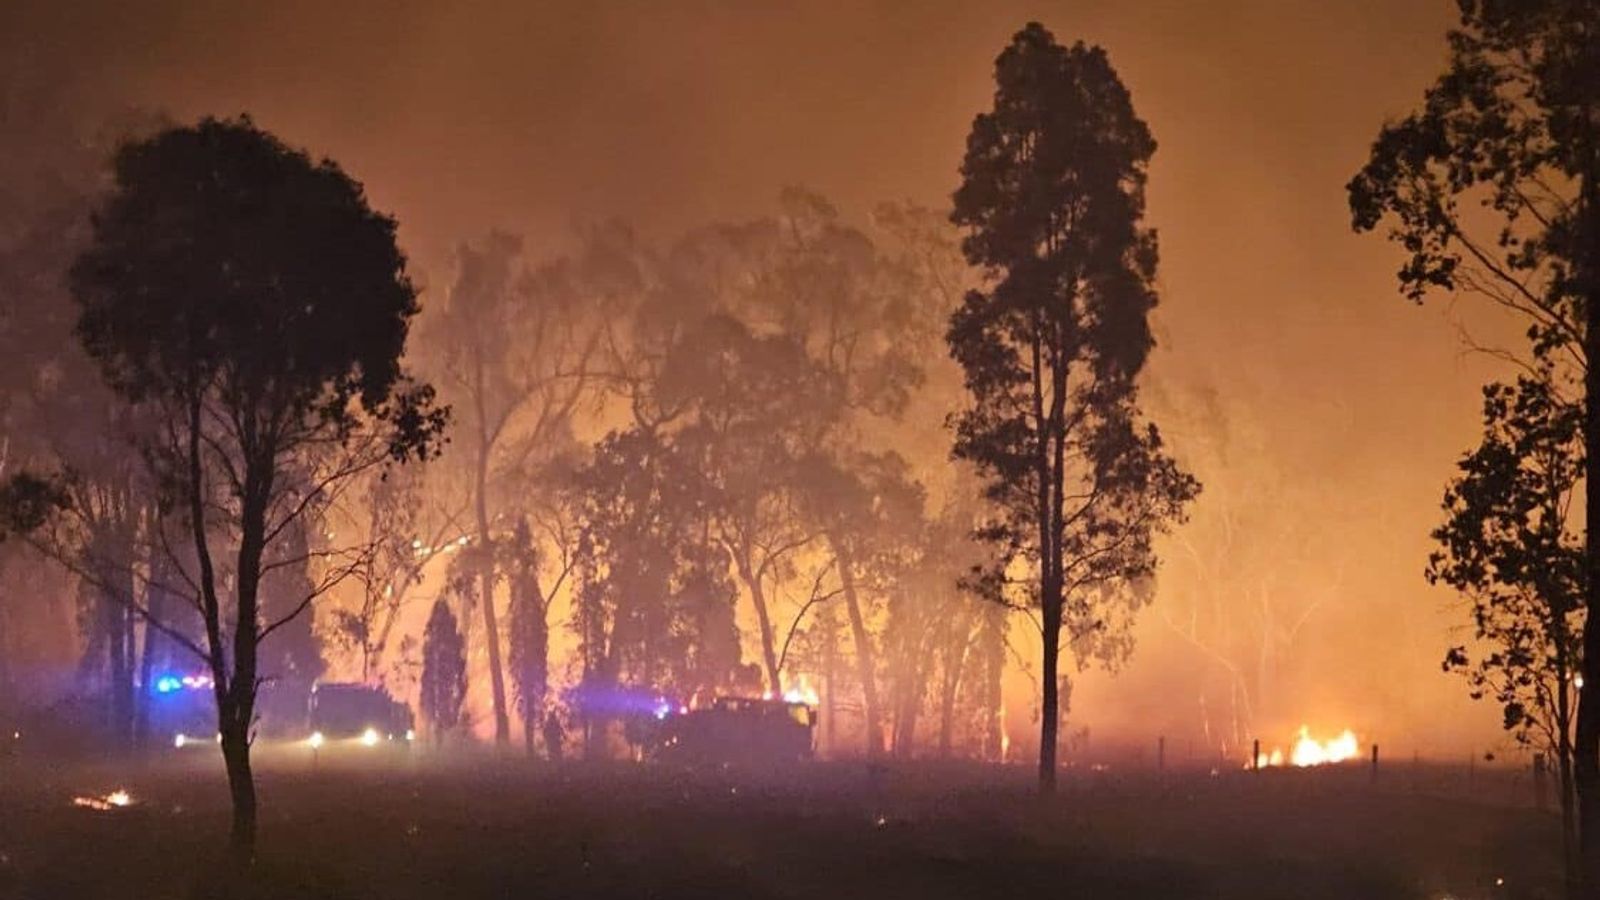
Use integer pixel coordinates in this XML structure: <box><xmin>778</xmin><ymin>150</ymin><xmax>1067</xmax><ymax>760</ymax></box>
<box><xmin>2</xmin><ymin>0</ymin><xmax>1517</xmax><ymax>756</ymax></box>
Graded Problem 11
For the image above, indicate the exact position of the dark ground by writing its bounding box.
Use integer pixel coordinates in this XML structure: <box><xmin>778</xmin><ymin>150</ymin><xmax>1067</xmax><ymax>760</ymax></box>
<box><xmin>0</xmin><ymin>747</ymin><xmax>1562</xmax><ymax>899</ymax></box>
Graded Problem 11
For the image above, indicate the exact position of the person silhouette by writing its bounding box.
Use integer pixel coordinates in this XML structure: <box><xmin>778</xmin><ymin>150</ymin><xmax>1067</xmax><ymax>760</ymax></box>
<box><xmin>543</xmin><ymin>709</ymin><xmax>565</xmax><ymax>762</ymax></box>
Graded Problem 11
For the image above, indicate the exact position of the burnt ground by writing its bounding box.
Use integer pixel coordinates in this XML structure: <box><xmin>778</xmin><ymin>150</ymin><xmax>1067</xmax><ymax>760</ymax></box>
<box><xmin>0</xmin><ymin>748</ymin><xmax>1563</xmax><ymax>900</ymax></box>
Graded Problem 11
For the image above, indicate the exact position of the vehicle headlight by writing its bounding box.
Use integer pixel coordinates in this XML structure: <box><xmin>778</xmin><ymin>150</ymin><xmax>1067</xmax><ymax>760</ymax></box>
<box><xmin>173</xmin><ymin>733</ymin><xmax>187</xmax><ymax>749</ymax></box>
<box><xmin>405</xmin><ymin>729</ymin><xmax>416</xmax><ymax>742</ymax></box>
<box><xmin>308</xmin><ymin>731</ymin><xmax>325</xmax><ymax>749</ymax></box>
<box><xmin>360</xmin><ymin>727</ymin><xmax>380</xmax><ymax>747</ymax></box>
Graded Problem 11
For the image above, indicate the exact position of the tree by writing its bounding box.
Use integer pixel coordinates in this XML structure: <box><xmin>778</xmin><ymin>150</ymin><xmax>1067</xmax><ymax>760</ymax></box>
<box><xmin>66</xmin><ymin>117</ymin><xmax>444</xmax><ymax>858</ymax></box>
<box><xmin>254</xmin><ymin>514</ymin><xmax>326</xmax><ymax>735</ymax></box>
<box><xmin>1154</xmin><ymin>384</ymin><xmax>1348</xmax><ymax>753</ymax></box>
<box><xmin>1346</xmin><ymin>0</ymin><xmax>1599</xmax><ymax>884</ymax></box>
<box><xmin>330</xmin><ymin>465</ymin><xmax>463</xmax><ymax>684</ymax></box>
<box><xmin>420</xmin><ymin>598</ymin><xmax>468</xmax><ymax>744</ymax></box>
<box><xmin>659</xmin><ymin>313</ymin><xmax>838</xmax><ymax>696</ymax></box>
<box><xmin>423</xmin><ymin>230</ymin><xmax>602</xmax><ymax>747</ymax></box>
<box><xmin>568</xmin><ymin>426</ymin><xmax>741</xmax><ymax>713</ymax></box>
<box><xmin>0</xmin><ymin>92</ymin><xmax>159</xmax><ymax>753</ymax></box>
<box><xmin>1429</xmin><ymin>370</ymin><xmax>1584</xmax><ymax>882</ymax></box>
<box><xmin>795</xmin><ymin>449</ymin><xmax>925</xmax><ymax>757</ymax></box>
<box><xmin>506</xmin><ymin>514</ymin><xmax>575</xmax><ymax>755</ymax></box>
<box><xmin>948</xmin><ymin>23</ymin><xmax>1199</xmax><ymax>792</ymax></box>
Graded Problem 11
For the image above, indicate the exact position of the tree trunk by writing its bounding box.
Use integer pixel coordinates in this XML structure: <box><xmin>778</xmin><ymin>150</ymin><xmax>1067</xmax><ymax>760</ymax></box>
<box><xmin>480</xmin><ymin>566</ymin><xmax>510</xmax><ymax>745</ymax></box>
<box><xmin>519</xmin><ymin>579</ymin><xmax>549</xmax><ymax>757</ymax></box>
<box><xmin>821</xmin><ymin>604</ymin><xmax>837</xmax><ymax>758</ymax></box>
<box><xmin>221</xmin><ymin>455</ymin><xmax>270</xmax><ymax>866</ymax></box>
<box><xmin>978</xmin><ymin>605</ymin><xmax>1004</xmax><ymax>761</ymax></box>
<box><xmin>476</xmin><ymin>455</ymin><xmax>511</xmax><ymax>746</ymax></box>
<box><xmin>1578</xmin><ymin>163</ymin><xmax>1600</xmax><ymax>897</ymax></box>
<box><xmin>120</xmin><ymin>598</ymin><xmax>136</xmax><ymax>750</ymax></box>
<box><xmin>834</xmin><ymin>540</ymin><xmax>881</xmax><ymax>758</ymax></box>
<box><xmin>220</xmin><ymin>708</ymin><xmax>256</xmax><ymax>863</ymax></box>
<box><xmin>734</xmin><ymin>542</ymin><xmax>782</xmax><ymax>695</ymax></box>
<box><xmin>936</xmin><ymin>636</ymin><xmax>966</xmax><ymax>759</ymax></box>
<box><xmin>135</xmin><ymin>565</ymin><xmax>163</xmax><ymax>751</ymax></box>
<box><xmin>1039</xmin><ymin>594</ymin><xmax>1062</xmax><ymax>793</ymax></box>
<box><xmin>1560</xmin><ymin>661</ymin><xmax>1579</xmax><ymax>895</ymax></box>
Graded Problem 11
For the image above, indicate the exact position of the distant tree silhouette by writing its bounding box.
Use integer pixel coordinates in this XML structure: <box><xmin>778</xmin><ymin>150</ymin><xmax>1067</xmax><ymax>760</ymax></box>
<box><xmin>421</xmin><ymin>598</ymin><xmax>468</xmax><ymax>745</ymax></box>
<box><xmin>796</xmin><ymin>449</ymin><xmax>924</xmax><ymax>757</ymax></box>
<box><xmin>422</xmin><ymin>230</ymin><xmax>602</xmax><ymax>748</ymax></box>
<box><xmin>66</xmin><ymin>116</ymin><xmax>445</xmax><ymax>859</ymax></box>
<box><xmin>948</xmin><ymin>23</ymin><xmax>1199</xmax><ymax>793</ymax></box>
<box><xmin>254</xmin><ymin>514</ymin><xmax>326</xmax><ymax>735</ymax></box>
<box><xmin>1429</xmin><ymin>367</ymin><xmax>1583</xmax><ymax>878</ymax></box>
<box><xmin>507</xmin><ymin>515</ymin><xmax>572</xmax><ymax>756</ymax></box>
<box><xmin>0</xmin><ymin>101</ymin><xmax>158</xmax><ymax>753</ymax></box>
<box><xmin>1347</xmin><ymin>1</ymin><xmax>1598</xmax><ymax>887</ymax></box>
<box><xmin>330</xmin><ymin>464</ymin><xmax>462</xmax><ymax>685</ymax></box>
<box><xmin>568</xmin><ymin>425</ymin><xmax>740</xmax><ymax>710</ymax></box>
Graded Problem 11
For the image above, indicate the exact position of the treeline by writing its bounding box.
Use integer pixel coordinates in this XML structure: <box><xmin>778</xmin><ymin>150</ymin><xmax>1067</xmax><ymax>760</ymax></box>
<box><xmin>0</xmin><ymin>21</ymin><xmax>1201</xmax><ymax>860</ymax></box>
<box><xmin>406</xmin><ymin>190</ymin><xmax>1008</xmax><ymax>761</ymax></box>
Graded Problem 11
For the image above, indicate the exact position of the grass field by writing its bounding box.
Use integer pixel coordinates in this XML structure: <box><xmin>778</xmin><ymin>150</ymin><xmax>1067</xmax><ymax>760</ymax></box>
<box><xmin>0</xmin><ymin>749</ymin><xmax>1564</xmax><ymax>899</ymax></box>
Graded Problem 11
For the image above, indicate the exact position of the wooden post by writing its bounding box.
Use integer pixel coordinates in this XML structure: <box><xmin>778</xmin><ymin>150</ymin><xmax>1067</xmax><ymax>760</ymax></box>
<box><xmin>1370</xmin><ymin>743</ymin><xmax>1378</xmax><ymax>783</ymax></box>
<box><xmin>1252</xmin><ymin>738</ymin><xmax>1260</xmax><ymax>772</ymax></box>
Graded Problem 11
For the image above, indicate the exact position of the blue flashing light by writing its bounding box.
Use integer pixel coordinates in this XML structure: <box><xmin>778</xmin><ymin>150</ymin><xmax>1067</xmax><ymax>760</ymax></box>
<box><xmin>154</xmin><ymin>676</ymin><xmax>182</xmax><ymax>694</ymax></box>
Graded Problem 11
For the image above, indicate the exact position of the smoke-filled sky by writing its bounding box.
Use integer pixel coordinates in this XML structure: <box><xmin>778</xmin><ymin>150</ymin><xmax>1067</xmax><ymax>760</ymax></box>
<box><xmin>4</xmin><ymin>0</ymin><xmax>1518</xmax><ymax>754</ymax></box>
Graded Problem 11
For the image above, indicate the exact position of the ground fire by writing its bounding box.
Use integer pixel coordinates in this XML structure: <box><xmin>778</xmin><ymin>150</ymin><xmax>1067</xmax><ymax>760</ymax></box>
<box><xmin>1252</xmin><ymin>726</ymin><xmax>1362</xmax><ymax>769</ymax></box>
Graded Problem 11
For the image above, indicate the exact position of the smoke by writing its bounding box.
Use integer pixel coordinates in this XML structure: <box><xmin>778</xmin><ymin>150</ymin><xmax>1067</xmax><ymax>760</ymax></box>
<box><xmin>1</xmin><ymin>0</ymin><xmax>1516</xmax><ymax>756</ymax></box>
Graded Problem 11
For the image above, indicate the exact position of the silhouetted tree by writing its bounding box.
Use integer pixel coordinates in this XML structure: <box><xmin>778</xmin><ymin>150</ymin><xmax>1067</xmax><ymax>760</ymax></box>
<box><xmin>797</xmin><ymin>449</ymin><xmax>925</xmax><ymax>757</ymax></box>
<box><xmin>66</xmin><ymin>117</ymin><xmax>444</xmax><ymax>858</ymax></box>
<box><xmin>1430</xmin><ymin>368</ymin><xmax>1584</xmax><ymax>880</ymax></box>
<box><xmin>948</xmin><ymin>23</ymin><xmax>1199</xmax><ymax>792</ymax></box>
<box><xmin>0</xmin><ymin>96</ymin><xmax>158</xmax><ymax>753</ymax></box>
<box><xmin>1347</xmin><ymin>1</ymin><xmax>1599</xmax><ymax>885</ymax></box>
<box><xmin>423</xmin><ymin>231</ymin><xmax>603</xmax><ymax>747</ymax></box>
<box><xmin>331</xmin><ymin>465</ymin><xmax>462</xmax><ymax>684</ymax></box>
<box><xmin>420</xmin><ymin>598</ymin><xmax>468</xmax><ymax>745</ymax></box>
<box><xmin>568</xmin><ymin>426</ymin><xmax>740</xmax><ymax>709</ymax></box>
<box><xmin>1154</xmin><ymin>384</ymin><xmax>1343</xmax><ymax>753</ymax></box>
<box><xmin>507</xmin><ymin>515</ymin><xmax>574</xmax><ymax>755</ymax></box>
<box><xmin>662</xmin><ymin>314</ymin><xmax>838</xmax><ymax>695</ymax></box>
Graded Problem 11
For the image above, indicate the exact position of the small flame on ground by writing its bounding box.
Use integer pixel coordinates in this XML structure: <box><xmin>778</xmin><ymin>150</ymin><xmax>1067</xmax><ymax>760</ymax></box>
<box><xmin>1253</xmin><ymin>726</ymin><xmax>1360</xmax><ymax>768</ymax></box>
<box><xmin>998</xmin><ymin>707</ymin><xmax>1010</xmax><ymax>763</ymax></box>
<box><xmin>73</xmin><ymin>789</ymin><xmax>134</xmax><ymax>811</ymax></box>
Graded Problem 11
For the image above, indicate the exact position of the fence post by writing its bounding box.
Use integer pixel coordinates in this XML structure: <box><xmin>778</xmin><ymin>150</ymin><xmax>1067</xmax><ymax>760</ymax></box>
<box><xmin>1370</xmin><ymin>743</ymin><xmax>1378</xmax><ymax>784</ymax></box>
<box><xmin>1252</xmin><ymin>738</ymin><xmax>1260</xmax><ymax>772</ymax></box>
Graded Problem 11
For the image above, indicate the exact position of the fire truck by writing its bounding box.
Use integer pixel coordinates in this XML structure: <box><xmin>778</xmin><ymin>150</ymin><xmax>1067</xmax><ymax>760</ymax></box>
<box><xmin>149</xmin><ymin>672</ymin><xmax>219</xmax><ymax>749</ymax></box>
<box><xmin>305</xmin><ymin>682</ymin><xmax>414</xmax><ymax>749</ymax></box>
<box><xmin>649</xmin><ymin>696</ymin><xmax>816</xmax><ymax>765</ymax></box>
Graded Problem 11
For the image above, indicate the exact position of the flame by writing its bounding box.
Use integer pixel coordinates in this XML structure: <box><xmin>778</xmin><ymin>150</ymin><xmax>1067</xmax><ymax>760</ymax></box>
<box><xmin>998</xmin><ymin>707</ymin><xmax>1010</xmax><ymax>762</ymax></box>
<box><xmin>782</xmin><ymin>677</ymin><xmax>820</xmax><ymax>706</ymax></box>
<box><xmin>1253</xmin><ymin>726</ymin><xmax>1360</xmax><ymax>768</ymax></box>
<box><xmin>73</xmin><ymin>789</ymin><xmax>134</xmax><ymax>811</ymax></box>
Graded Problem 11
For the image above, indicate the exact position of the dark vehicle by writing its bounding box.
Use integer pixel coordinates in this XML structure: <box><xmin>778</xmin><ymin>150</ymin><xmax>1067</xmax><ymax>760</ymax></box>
<box><xmin>148</xmin><ymin>672</ymin><xmax>218</xmax><ymax>750</ymax></box>
<box><xmin>307</xmin><ymin>682</ymin><xmax>414</xmax><ymax>749</ymax></box>
<box><xmin>650</xmin><ymin>696</ymin><xmax>816</xmax><ymax>765</ymax></box>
